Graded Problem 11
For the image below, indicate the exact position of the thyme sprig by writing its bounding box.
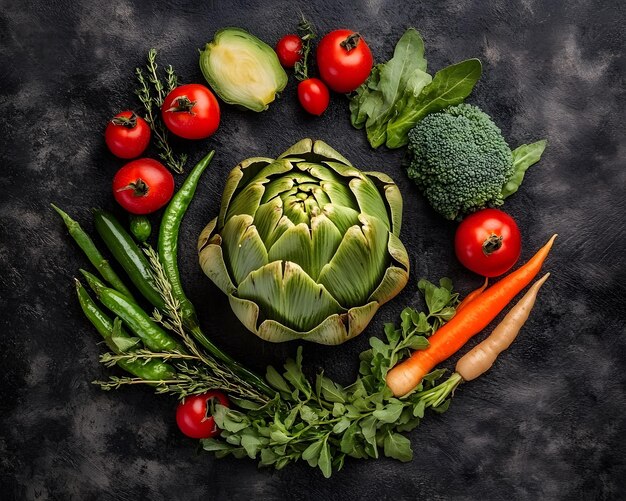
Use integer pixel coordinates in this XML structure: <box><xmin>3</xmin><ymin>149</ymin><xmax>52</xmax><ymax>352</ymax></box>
<box><xmin>145</xmin><ymin>245</ymin><xmax>270</xmax><ymax>403</ymax></box>
<box><xmin>135</xmin><ymin>49</ymin><xmax>187</xmax><ymax>174</ymax></box>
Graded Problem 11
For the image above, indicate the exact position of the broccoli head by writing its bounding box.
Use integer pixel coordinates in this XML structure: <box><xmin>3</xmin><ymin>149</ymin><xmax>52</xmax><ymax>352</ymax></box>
<box><xmin>406</xmin><ymin>103</ymin><xmax>514</xmax><ymax>220</ymax></box>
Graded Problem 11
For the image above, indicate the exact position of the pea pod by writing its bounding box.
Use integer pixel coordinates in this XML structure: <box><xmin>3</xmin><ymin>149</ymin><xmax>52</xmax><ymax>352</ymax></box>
<box><xmin>75</xmin><ymin>279</ymin><xmax>176</xmax><ymax>381</ymax></box>
<box><xmin>81</xmin><ymin>269</ymin><xmax>184</xmax><ymax>353</ymax></box>
<box><xmin>52</xmin><ymin>204</ymin><xmax>135</xmax><ymax>300</ymax></box>
<box><xmin>129</xmin><ymin>215</ymin><xmax>152</xmax><ymax>243</ymax></box>
<box><xmin>93</xmin><ymin>209</ymin><xmax>166</xmax><ymax>311</ymax></box>
<box><xmin>158</xmin><ymin>151</ymin><xmax>274</xmax><ymax>397</ymax></box>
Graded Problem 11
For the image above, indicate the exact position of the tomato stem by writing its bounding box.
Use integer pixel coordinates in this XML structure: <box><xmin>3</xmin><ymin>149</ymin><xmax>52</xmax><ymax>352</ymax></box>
<box><xmin>482</xmin><ymin>233</ymin><xmax>504</xmax><ymax>256</ymax></box>
<box><xmin>165</xmin><ymin>95</ymin><xmax>196</xmax><ymax>114</ymax></box>
<box><xmin>116</xmin><ymin>178</ymin><xmax>149</xmax><ymax>197</ymax></box>
<box><xmin>340</xmin><ymin>33</ymin><xmax>361</xmax><ymax>52</ymax></box>
<box><xmin>111</xmin><ymin>112</ymin><xmax>138</xmax><ymax>128</ymax></box>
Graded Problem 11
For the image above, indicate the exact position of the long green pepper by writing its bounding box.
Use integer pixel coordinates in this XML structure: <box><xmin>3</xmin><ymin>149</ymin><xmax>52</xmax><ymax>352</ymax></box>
<box><xmin>75</xmin><ymin>279</ymin><xmax>176</xmax><ymax>381</ymax></box>
<box><xmin>158</xmin><ymin>150</ymin><xmax>214</xmax><ymax>329</ymax></box>
<box><xmin>158</xmin><ymin>151</ymin><xmax>275</xmax><ymax>397</ymax></box>
<box><xmin>93</xmin><ymin>209</ymin><xmax>166</xmax><ymax>311</ymax></box>
<box><xmin>52</xmin><ymin>204</ymin><xmax>135</xmax><ymax>300</ymax></box>
<box><xmin>81</xmin><ymin>269</ymin><xmax>185</xmax><ymax>353</ymax></box>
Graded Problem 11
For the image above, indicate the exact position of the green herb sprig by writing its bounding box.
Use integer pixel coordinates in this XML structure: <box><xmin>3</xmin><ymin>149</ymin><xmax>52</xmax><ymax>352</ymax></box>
<box><xmin>135</xmin><ymin>49</ymin><xmax>187</xmax><ymax>173</ymax></box>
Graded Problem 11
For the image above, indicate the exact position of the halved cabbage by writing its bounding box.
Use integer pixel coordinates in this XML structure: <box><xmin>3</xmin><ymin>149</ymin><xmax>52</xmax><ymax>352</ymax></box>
<box><xmin>199</xmin><ymin>28</ymin><xmax>288</xmax><ymax>112</ymax></box>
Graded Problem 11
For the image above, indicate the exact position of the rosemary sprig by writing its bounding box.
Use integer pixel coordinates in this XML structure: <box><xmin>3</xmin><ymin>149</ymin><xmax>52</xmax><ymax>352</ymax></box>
<box><xmin>135</xmin><ymin>50</ymin><xmax>187</xmax><ymax>174</ymax></box>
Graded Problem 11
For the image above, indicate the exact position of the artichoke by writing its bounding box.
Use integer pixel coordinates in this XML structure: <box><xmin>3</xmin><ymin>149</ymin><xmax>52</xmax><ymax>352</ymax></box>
<box><xmin>198</xmin><ymin>139</ymin><xmax>409</xmax><ymax>345</ymax></box>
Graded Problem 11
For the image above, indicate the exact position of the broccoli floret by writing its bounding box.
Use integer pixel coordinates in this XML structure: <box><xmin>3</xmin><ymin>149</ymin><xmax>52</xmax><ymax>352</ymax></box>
<box><xmin>406</xmin><ymin>103</ymin><xmax>513</xmax><ymax>220</ymax></box>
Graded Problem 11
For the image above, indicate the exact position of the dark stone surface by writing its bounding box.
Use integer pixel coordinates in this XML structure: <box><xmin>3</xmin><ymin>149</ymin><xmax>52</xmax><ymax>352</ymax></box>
<box><xmin>1</xmin><ymin>0</ymin><xmax>625</xmax><ymax>499</ymax></box>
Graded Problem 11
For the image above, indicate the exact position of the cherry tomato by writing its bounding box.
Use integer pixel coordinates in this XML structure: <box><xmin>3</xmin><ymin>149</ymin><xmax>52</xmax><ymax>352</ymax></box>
<box><xmin>112</xmin><ymin>158</ymin><xmax>174</xmax><ymax>215</ymax></box>
<box><xmin>104</xmin><ymin>111</ymin><xmax>151</xmax><ymax>159</ymax></box>
<box><xmin>455</xmin><ymin>209</ymin><xmax>522</xmax><ymax>277</ymax></box>
<box><xmin>276</xmin><ymin>34</ymin><xmax>302</xmax><ymax>68</ymax></box>
<box><xmin>297</xmin><ymin>78</ymin><xmax>330</xmax><ymax>116</ymax></box>
<box><xmin>316</xmin><ymin>29</ymin><xmax>373</xmax><ymax>93</ymax></box>
<box><xmin>176</xmin><ymin>391</ymin><xmax>229</xmax><ymax>439</ymax></box>
<box><xmin>161</xmin><ymin>84</ymin><xmax>220</xmax><ymax>140</ymax></box>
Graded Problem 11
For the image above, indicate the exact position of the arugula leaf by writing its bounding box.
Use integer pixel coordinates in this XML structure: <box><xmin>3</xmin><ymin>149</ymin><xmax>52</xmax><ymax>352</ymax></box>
<box><xmin>265</xmin><ymin>365</ymin><xmax>291</xmax><ymax>394</ymax></box>
<box><xmin>318</xmin><ymin>438</ymin><xmax>333</xmax><ymax>478</ymax></box>
<box><xmin>501</xmin><ymin>140</ymin><xmax>548</xmax><ymax>199</ymax></box>
<box><xmin>383</xmin><ymin>431</ymin><xmax>413</xmax><ymax>462</ymax></box>
<box><xmin>302</xmin><ymin>439</ymin><xmax>324</xmax><ymax>467</ymax></box>
<box><xmin>386</xmin><ymin>58</ymin><xmax>483</xmax><ymax>148</ymax></box>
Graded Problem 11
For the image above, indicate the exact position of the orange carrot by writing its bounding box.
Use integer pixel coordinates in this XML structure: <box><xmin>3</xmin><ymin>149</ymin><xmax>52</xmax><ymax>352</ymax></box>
<box><xmin>456</xmin><ymin>277</ymin><xmax>489</xmax><ymax>313</ymax></box>
<box><xmin>386</xmin><ymin>234</ymin><xmax>557</xmax><ymax>397</ymax></box>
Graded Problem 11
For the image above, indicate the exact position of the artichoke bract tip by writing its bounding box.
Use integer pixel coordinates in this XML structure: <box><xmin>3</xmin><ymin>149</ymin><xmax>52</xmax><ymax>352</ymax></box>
<box><xmin>198</xmin><ymin>139</ymin><xmax>409</xmax><ymax>345</ymax></box>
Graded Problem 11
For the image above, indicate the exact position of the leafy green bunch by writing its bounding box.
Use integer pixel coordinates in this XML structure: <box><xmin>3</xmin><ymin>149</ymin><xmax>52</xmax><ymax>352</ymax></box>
<box><xmin>202</xmin><ymin>279</ymin><xmax>461</xmax><ymax>477</ymax></box>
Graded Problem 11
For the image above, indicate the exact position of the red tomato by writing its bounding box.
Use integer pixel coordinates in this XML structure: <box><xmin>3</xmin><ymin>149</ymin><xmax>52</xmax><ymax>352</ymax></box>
<box><xmin>176</xmin><ymin>391</ymin><xmax>229</xmax><ymax>439</ymax></box>
<box><xmin>112</xmin><ymin>158</ymin><xmax>174</xmax><ymax>215</ymax></box>
<box><xmin>161</xmin><ymin>84</ymin><xmax>220</xmax><ymax>140</ymax></box>
<box><xmin>276</xmin><ymin>34</ymin><xmax>302</xmax><ymax>68</ymax></box>
<box><xmin>104</xmin><ymin>111</ymin><xmax>151</xmax><ymax>159</ymax></box>
<box><xmin>316</xmin><ymin>29</ymin><xmax>373</xmax><ymax>93</ymax></box>
<box><xmin>455</xmin><ymin>209</ymin><xmax>522</xmax><ymax>277</ymax></box>
<box><xmin>297</xmin><ymin>78</ymin><xmax>330</xmax><ymax>116</ymax></box>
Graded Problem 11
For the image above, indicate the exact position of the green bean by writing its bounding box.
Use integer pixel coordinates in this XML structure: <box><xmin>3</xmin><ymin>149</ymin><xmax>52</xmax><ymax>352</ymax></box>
<box><xmin>93</xmin><ymin>209</ymin><xmax>166</xmax><ymax>311</ymax></box>
<box><xmin>158</xmin><ymin>151</ymin><xmax>274</xmax><ymax>397</ymax></box>
<box><xmin>81</xmin><ymin>269</ymin><xmax>184</xmax><ymax>353</ymax></box>
<box><xmin>52</xmin><ymin>204</ymin><xmax>134</xmax><ymax>299</ymax></box>
<box><xmin>129</xmin><ymin>215</ymin><xmax>152</xmax><ymax>243</ymax></box>
<box><xmin>75</xmin><ymin>278</ymin><xmax>176</xmax><ymax>381</ymax></box>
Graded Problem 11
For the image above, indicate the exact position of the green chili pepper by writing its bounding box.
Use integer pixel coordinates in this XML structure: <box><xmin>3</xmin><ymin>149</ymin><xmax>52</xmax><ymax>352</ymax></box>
<box><xmin>158</xmin><ymin>150</ymin><xmax>214</xmax><ymax>329</ymax></box>
<box><xmin>52</xmin><ymin>204</ymin><xmax>135</xmax><ymax>300</ymax></box>
<box><xmin>93</xmin><ymin>209</ymin><xmax>166</xmax><ymax>311</ymax></box>
<box><xmin>75</xmin><ymin>278</ymin><xmax>176</xmax><ymax>381</ymax></box>
<box><xmin>129</xmin><ymin>215</ymin><xmax>152</xmax><ymax>243</ymax></box>
<box><xmin>158</xmin><ymin>151</ymin><xmax>274</xmax><ymax>397</ymax></box>
<box><xmin>81</xmin><ymin>269</ymin><xmax>184</xmax><ymax>353</ymax></box>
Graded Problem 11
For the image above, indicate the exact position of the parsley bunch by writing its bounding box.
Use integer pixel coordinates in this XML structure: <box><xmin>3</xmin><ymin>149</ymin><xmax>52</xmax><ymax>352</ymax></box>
<box><xmin>202</xmin><ymin>278</ymin><xmax>461</xmax><ymax>477</ymax></box>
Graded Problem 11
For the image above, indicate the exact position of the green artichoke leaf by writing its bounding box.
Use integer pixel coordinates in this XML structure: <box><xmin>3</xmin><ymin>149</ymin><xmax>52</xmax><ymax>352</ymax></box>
<box><xmin>237</xmin><ymin>261</ymin><xmax>344</xmax><ymax>332</ymax></box>
<box><xmin>268</xmin><ymin>214</ymin><xmax>343</xmax><ymax>281</ymax></box>
<box><xmin>322</xmin><ymin>205</ymin><xmax>361</xmax><ymax>235</ymax></box>
<box><xmin>366</xmin><ymin>171</ymin><xmax>404</xmax><ymax>237</ymax></box>
<box><xmin>221</xmin><ymin>214</ymin><xmax>269</xmax><ymax>285</ymax></box>
<box><xmin>225</xmin><ymin>182</ymin><xmax>266</xmax><ymax>222</ymax></box>
<box><xmin>349</xmin><ymin>177</ymin><xmax>391</xmax><ymax>231</ymax></box>
<box><xmin>253</xmin><ymin>198</ymin><xmax>284</xmax><ymax>244</ymax></box>
<box><xmin>318</xmin><ymin>214</ymin><xmax>389</xmax><ymax>308</ymax></box>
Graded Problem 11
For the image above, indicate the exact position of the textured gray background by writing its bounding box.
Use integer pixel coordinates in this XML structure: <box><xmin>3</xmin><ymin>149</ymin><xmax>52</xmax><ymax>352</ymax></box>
<box><xmin>1</xmin><ymin>0</ymin><xmax>625</xmax><ymax>499</ymax></box>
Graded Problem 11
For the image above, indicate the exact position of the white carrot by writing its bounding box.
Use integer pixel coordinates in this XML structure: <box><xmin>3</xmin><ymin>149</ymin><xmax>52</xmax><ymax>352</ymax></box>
<box><xmin>455</xmin><ymin>272</ymin><xmax>550</xmax><ymax>381</ymax></box>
